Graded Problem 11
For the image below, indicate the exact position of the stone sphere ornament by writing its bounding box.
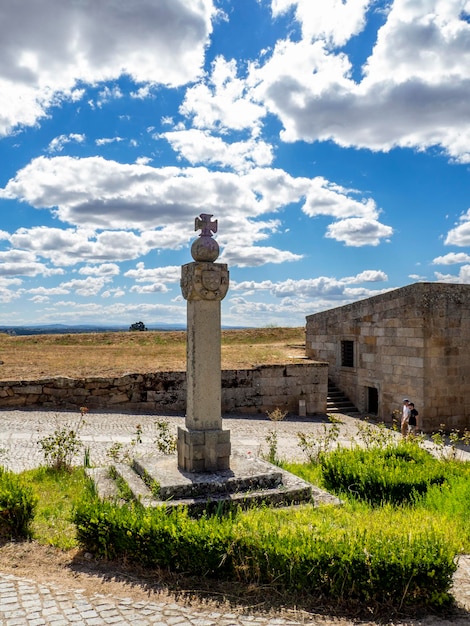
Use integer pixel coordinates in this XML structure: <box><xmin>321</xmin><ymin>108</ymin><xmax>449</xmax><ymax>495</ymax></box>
<box><xmin>191</xmin><ymin>213</ymin><xmax>220</xmax><ymax>262</ymax></box>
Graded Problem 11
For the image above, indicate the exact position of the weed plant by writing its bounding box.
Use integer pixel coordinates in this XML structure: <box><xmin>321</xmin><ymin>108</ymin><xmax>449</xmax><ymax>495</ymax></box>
<box><xmin>263</xmin><ymin>407</ymin><xmax>287</xmax><ymax>464</ymax></box>
<box><xmin>297</xmin><ymin>416</ymin><xmax>340</xmax><ymax>463</ymax></box>
<box><xmin>155</xmin><ymin>419</ymin><xmax>177</xmax><ymax>454</ymax></box>
<box><xmin>38</xmin><ymin>407</ymin><xmax>88</xmax><ymax>471</ymax></box>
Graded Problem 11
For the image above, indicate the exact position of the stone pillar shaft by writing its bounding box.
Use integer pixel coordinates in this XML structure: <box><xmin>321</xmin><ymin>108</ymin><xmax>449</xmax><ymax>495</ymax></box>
<box><xmin>178</xmin><ymin>252</ymin><xmax>230</xmax><ymax>473</ymax></box>
<box><xmin>186</xmin><ymin>299</ymin><xmax>222</xmax><ymax>431</ymax></box>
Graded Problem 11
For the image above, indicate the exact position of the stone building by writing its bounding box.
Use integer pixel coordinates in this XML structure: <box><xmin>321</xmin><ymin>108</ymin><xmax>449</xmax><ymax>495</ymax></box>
<box><xmin>305</xmin><ymin>282</ymin><xmax>470</xmax><ymax>432</ymax></box>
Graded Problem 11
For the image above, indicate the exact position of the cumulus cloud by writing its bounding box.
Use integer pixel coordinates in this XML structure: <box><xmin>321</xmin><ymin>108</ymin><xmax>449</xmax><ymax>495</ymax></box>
<box><xmin>221</xmin><ymin>246</ymin><xmax>302</xmax><ymax>267</ymax></box>
<box><xmin>161</xmin><ymin>129</ymin><xmax>274</xmax><ymax>171</ymax></box>
<box><xmin>324</xmin><ymin>217</ymin><xmax>393</xmax><ymax>246</ymax></box>
<box><xmin>78</xmin><ymin>263</ymin><xmax>120</xmax><ymax>277</ymax></box>
<box><xmin>0</xmin><ymin>0</ymin><xmax>215</xmax><ymax>136</ymax></box>
<box><xmin>0</xmin><ymin>249</ymin><xmax>62</xmax><ymax>277</ymax></box>
<box><xmin>432</xmin><ymin>252</ymin><xmax>470</xmax><ymax>265</ymax></box>
<box><xmin>59</xmin><ymin>276</ymin><xmax>113</xmax><ymax>297</ymax></box>
<box><xmin>434</xmin><ymin>265</ymin><xmax>470</xmax><ymax>283</ymax></box>
<box><xmin>1</xmin><ymin>156</ymin><xmax>392</xmax><ymax>257</ymax></box>
<box><xmin>444</xmin><ymin>210</ymin><xmax>470</xmax><ymax>246</ymax></box>
<box><xmin>231</xmin><ymin>269</ymin><xmax>388</xmax><ymax>300</ymax></box>
<box><xmin>7</xmin><ymin>225</ymin><xmax>181</xmax><ymax>267</ymax></box>
<box><xmin>243</xmin><ymin>1</ymin><xmax>470</xmax><ymax>162</ymax></box>
<box><xmin>124</xmin><ymin>263</ymin><xmax>180</xmax><ymax>284</ymax></box>
<box><xmin>180</xmin><ymin>56</ymin><xmax>266</xmax><ymax>132</ymax></box>
<box><xmin>272</xmin><ymin>0</ymin><xmax>372</xmax><ymax>47</ymax></box>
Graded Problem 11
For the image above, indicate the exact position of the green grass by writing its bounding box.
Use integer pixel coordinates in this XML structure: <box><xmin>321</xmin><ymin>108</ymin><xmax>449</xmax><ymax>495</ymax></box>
<box><xmin>21</xmin><ymin>466</ymin><xmax>90</xmax><ymax>549</ymax></box>
<box><xmin>19</xmin><ymin>451</ymin><xmax>470</xmax><ymax>554</ymax></box>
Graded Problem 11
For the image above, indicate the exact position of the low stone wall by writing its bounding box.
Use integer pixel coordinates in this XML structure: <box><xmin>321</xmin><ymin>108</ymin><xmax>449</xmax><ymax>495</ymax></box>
<box><xmin>0</xmin><ymin>362</ymin><xmax>328</xmax><ymax>415</ymax></box>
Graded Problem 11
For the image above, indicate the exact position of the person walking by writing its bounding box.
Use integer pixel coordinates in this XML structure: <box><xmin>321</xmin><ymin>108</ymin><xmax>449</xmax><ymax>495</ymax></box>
<box><xmin>401</xmin><ymin>398</ymin><xmax>411</xmax><ymax>437</ymax></box>
<box><xmin>408</xmin><ymin>402</ymin><xmax>419</xmax><ymax>435</ymax></box>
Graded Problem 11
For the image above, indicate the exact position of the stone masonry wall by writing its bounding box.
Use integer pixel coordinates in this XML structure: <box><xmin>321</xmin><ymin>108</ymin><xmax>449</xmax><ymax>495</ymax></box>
<box><xmin>305</xmin><ymin>282</ymin><xmax>470</xmax><ymax>432</ymax></box>
<box><xmin>0</xmin><ymin>362</ymin><xmax>328</xmax><ymax>416</ymax></box>
<box><xmin>422</xmin><ymin>284</ymin><xmax>470</xmax><ymax>430</ymax></box>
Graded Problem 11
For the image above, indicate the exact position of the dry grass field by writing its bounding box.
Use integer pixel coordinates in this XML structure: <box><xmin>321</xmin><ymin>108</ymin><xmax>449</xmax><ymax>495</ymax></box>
<box><xmin>0</xmin><ymin>327</ymin><xmax>305</xmax><ymax>380</ymax></box>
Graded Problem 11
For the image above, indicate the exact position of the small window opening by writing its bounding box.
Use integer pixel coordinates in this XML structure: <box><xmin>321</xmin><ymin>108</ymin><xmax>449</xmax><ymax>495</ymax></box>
<box><xmin>341</xmin><ymin>340</ymin><xmax>354</xmax><ymax>367</ymax></box>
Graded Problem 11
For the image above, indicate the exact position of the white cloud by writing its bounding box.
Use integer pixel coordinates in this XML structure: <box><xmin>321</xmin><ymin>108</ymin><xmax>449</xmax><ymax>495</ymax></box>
<box><xmin>27</xmin><ymin>285</ymin><xmax>70</xmax><ymax>296</ymax></box>
<box><xmin>29</xmin><ymin>295</ymin><xmax>50</xmax><ymax>303</ymax></box>
<box><xmin>272</xmin><ymin>0</ymin><xmax>372</xmax><ymax>46</ymax></box>
<box><xmin>0</xmin><ymin>0</ymin><xmax>215</xmax><ymax>136</ymax></box>
<box><xmin>130</xmin><ymin>283</ymin><xmax>169</xmax><ymax>294</ymax></box>
<box><xmin>101</xmin><ymin>288</ymin><xmax>125</xmax><ymax>299</ymax></box>
<box><xmin>47</xmin><ymin>133</ymin><xmax>85</xmax><ymax>153</ymax></box>
<box><xmin>59</xmin><ymin>276</ymin><xmax>112</xmax><ymax>297</ymax></box>
<box><xmin>444</xmin><ymin>210</ymin><xmax>470</xmax><ymax>246</ymax></box>
<box><xmin>95</xmin><ymin>137</ymin><xmax>124</xmax><ymax>146</ymax></box>
<box><xmin>220</xmin><ymin>246</ymin><xmax>302</xmax><ymax>267</ymax></box>
<box><xmin>434</xmin><ymin>265</ymin><xmax>470</xmax><ymax>283</ymax></box>
<box><xmin>325</xmin><ymin>218</ymin><xmax>393</xmax><ymax>246</ymax></box>
<box><xmin>344</xmin><ymin>269</ymin><xmax>388</xmax><ymax>283</ymax></box>
<box><xmin>1</xmin><ymin>156</ymin><xmax>391</xmax><ymax>253</ymax></box>
<box><xmin>0</xmin><ymin>249</ymin><xmax>61</xmax><ymax>277</ymax></box>
<box><xmin>180</xmin><ymin>56</ymin><xmax>266</xmax><ymax>132</ymax></box>
<box><xmin>161</xmin><ymin>129</ymin><xmax>274</xmax><ymax>171</ymax></box>
<box><xmin>124</xmin><ymin>263</ymin><xmax>180</xmax><ymax>284</ymax></box>
<box><xmin>432</xmin><ymin>252</ymin><xmax>470</xmax><ymax>264</ymax></box>
<box><xmin>303</xmin><ymin>179</ymin><xmax>379</xmax><ymax>220</ymax></box>
<box><xmin>232</xmin><ymin>270</ymin><xmax>388</xmax><ymax>299</ymax></box>
<box><xmin>78</xmin><ymin>263</ymin><xmax>120</xmax><ymax>276</ymax></box>
<box><xmin>244</xmin><ymin>1</ymin><xmax>470</xmax><ymax>162</ymax></box>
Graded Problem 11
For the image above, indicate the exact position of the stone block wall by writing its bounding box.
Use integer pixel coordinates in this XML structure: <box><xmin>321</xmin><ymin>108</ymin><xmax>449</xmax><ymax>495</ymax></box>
<box><xmin>0</xmin><ymin>362</ymin><xmax>328</xmax><ymax>415</ymax></box>
<box><xmin>305</xmin><ymin>282</ymin><xmax>470</xmax><ymax>432</ymax></box>
<box><xmin>422</xmin><ymin>285</ymin><xmax>470</xmax><ymax>430</ymax></box>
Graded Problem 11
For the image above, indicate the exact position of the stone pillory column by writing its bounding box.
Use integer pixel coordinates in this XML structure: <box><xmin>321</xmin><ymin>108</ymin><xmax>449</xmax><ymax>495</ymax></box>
<box><xmin>178</xmin><ymin>213</ymin><xmax>231</xmax><ymax>472</ymax></box>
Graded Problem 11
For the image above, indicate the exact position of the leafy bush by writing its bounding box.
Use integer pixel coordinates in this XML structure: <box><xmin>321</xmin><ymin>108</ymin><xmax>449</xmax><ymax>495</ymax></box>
<box><xmin>74</xmin><ymin>497</ymin><xmax>231</xmax><ymax>573</ymax></box>
<box><xmin>73</xmin><ymin>494</ymin><xmax>457</xmax><ymax>607</ymax></box>
<box><xmin>0</xmin><ymin>467</ymin><xmax>37</xmax><ymax>538</ymax></box>
<box><xmin>320</xmin><ymin>441</ymin><xmax>447</xmax><ymax>505</ymax></box>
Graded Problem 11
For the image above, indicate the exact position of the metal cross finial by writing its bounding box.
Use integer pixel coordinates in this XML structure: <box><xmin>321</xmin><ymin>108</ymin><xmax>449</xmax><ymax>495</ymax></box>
<box><xmin>195</xmin><ymin>213</ymin><xmax>218</xmax><ymax>237</ymax></box>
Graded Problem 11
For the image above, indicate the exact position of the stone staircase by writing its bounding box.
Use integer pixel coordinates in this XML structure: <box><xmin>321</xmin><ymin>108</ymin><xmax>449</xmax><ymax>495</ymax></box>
<box><xmin>327</xmin><ymin>379</ymin><xmax>360</xmax><ymax>415</ymax></box>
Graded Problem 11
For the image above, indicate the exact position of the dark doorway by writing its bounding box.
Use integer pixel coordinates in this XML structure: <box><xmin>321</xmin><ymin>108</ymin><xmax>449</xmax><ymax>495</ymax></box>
<box><xmin>367</xmin><ymin>387</ymin><xmax>378</xmax><ymax>414</ymax></box>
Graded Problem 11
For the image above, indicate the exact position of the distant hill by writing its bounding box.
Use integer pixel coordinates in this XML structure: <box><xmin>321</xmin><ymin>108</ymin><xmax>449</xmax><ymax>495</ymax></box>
<box><xmin>0</xmin><ymin>322</ymin><xmax>248</xmax><ymax>336</ymax></box>
<box><xmin>0</xmin><ymin>323</ymin><xmax>186</xmax><ymax>336</ymax></box>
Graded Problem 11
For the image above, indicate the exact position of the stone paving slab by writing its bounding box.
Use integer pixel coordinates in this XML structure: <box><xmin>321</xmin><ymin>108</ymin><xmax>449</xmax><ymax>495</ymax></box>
<box><xmin>0</xmin><ymin>572</ymin><xmax>306</xmax><ymax>625</ymax></box>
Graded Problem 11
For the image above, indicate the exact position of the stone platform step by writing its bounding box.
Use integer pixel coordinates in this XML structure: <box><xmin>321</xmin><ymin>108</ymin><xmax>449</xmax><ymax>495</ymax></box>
<box><xmin>87</xmin><ymin>454</ymin><xmax>341</xmax><ymax>514</ymax></box>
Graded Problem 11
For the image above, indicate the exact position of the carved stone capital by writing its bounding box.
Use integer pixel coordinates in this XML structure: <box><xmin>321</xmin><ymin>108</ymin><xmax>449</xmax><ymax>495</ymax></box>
<box><xmin>181</xmin><ymin>262</ymin><xmax>229</xmax><ymax>301</ymax></box>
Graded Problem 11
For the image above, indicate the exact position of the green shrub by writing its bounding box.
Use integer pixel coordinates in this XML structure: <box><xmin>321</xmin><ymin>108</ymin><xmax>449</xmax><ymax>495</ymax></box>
<box><xmin>73</xmin><ymin>494</ymin><xmax>457</xmax><ymax>607</ymax></box>
<box><xmin>73</xmin><ymin>497</ymin><xmax>232</xmax><ymax>573</ymax></box>
<box><xmin>0</xmin><ymin>467</ymin><xmax>37</xmax><ymax>538</ymax></box>
<box><xmin>229</xmin><ymin>505</ymin><xmax>456</xmax><ymax>607</ymax></box>
<box><xmin>320</xmin><ymin>442</ymin><xmax>447</xmax><ymax>505</ymax></box>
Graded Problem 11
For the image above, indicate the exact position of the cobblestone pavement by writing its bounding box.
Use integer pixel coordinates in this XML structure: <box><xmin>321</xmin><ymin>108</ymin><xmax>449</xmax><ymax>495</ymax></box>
<box><xmin>0</xmin><ymin>409</ymin><xmax>469</xmax><ymax>625</ymax></box>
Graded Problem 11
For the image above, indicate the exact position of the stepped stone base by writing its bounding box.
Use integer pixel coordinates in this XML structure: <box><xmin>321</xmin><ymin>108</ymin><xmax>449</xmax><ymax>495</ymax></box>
<box><xmin>87</xmin><ymin>453</ymin><xmax>340</xmax><ymax>514</ymax></box>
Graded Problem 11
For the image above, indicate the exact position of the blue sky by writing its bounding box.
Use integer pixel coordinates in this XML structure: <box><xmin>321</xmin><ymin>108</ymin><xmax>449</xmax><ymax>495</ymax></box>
<box><xmin>1</xmin><ymin>0</ymin><xmax>470</xmax><ymax>328</ymax></box>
